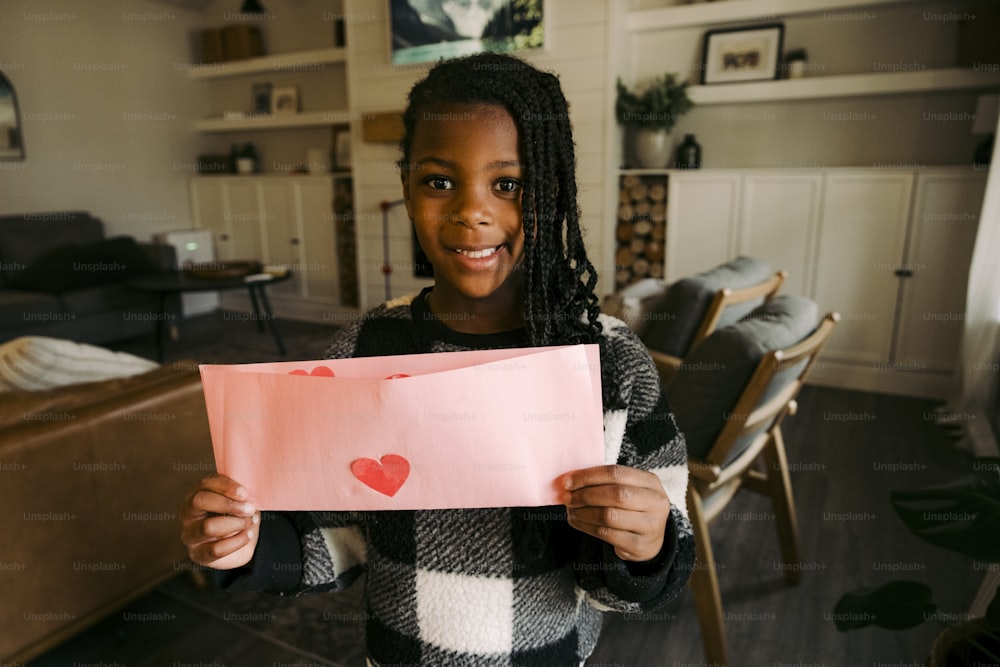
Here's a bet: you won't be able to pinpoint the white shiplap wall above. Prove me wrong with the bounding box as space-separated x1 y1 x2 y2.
343 0 621 310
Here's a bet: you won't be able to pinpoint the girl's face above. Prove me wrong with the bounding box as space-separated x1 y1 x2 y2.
402 103 526 310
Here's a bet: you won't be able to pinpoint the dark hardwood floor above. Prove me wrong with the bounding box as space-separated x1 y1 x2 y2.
25 312 987 666
588 385 982 667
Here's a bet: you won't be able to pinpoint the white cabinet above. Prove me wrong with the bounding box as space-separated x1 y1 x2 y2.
297 177 344 304
665 169 823 297
189 175 357 320
894 171 987 371
661 166 987 398
808 168 986 397
811 170 913 367
739 171 823 297
665 170 741 282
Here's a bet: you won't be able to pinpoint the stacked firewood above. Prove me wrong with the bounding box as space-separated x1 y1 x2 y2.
615 174 667 290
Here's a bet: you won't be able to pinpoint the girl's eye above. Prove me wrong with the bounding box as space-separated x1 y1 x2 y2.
496 178 521 193
426 176 453 190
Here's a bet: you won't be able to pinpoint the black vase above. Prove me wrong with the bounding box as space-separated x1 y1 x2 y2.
675 134 701 169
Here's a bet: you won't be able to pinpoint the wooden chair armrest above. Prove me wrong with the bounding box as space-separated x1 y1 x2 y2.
647 348 682 387
688 457 722 483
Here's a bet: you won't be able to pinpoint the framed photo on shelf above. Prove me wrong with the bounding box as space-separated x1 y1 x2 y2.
700 23 784 85
271 85 299 115
251 83 272 115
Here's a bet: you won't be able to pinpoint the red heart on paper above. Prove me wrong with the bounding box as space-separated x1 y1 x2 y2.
350 454 410 497
288 366 335 377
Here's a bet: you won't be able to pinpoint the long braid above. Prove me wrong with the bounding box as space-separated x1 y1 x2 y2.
399 52 603 347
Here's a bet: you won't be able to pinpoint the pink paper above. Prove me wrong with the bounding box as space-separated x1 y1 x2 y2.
199 345 604 510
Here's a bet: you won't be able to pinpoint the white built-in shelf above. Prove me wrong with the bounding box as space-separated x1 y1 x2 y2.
194 109 351 132
188 47 346 80
687 68 1000 104
627 0 955 32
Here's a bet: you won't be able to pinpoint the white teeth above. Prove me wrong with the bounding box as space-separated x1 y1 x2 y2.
455 245 500 259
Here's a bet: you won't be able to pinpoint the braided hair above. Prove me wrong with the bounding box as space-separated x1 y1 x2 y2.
399 52 602 348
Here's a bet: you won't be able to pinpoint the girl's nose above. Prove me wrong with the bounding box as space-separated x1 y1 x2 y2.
449 186 493 228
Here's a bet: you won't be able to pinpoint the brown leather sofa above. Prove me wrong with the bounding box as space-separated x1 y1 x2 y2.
0 361 215 663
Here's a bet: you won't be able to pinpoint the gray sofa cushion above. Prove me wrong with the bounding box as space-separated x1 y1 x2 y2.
0 290 64 327
11 237 157 294
60 283 158 316
665 294 819 461
640 256 773 357
0 212 104 284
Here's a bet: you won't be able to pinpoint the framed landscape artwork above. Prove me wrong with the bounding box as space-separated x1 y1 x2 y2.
389 0 544 65
0 72 24 160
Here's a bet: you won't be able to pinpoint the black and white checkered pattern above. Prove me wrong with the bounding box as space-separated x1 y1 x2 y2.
238 289 694 666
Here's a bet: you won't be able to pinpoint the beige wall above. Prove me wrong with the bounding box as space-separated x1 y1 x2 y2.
0 0 208 240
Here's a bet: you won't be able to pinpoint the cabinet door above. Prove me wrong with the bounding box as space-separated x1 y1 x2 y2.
666 171 740 281
190 178 231 260
739 171 822 296
223 179 264 262
258 180 300 299
812 171 912 365
894 170 987 371
297 178 339 302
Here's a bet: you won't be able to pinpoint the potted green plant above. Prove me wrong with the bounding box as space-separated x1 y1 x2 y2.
615 73 693 168
832 459 1000 665
231 142 259 174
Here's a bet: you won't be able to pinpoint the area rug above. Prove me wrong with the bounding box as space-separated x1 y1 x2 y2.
109 310 341 365
158 570 368 664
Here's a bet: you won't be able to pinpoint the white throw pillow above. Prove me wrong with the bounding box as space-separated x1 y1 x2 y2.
601 278 668 336
0 336 159 392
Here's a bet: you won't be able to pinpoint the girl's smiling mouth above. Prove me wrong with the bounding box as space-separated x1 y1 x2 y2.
450 243 506 259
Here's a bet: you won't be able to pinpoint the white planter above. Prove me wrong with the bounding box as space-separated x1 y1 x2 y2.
628 126 673 169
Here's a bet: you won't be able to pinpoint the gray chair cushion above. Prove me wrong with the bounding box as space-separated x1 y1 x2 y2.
640 256 773 357
665 294 819 461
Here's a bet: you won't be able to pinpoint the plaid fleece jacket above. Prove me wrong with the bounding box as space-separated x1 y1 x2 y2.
217 289 695 666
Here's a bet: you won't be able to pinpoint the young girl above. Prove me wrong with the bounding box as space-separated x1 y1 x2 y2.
180 52 694 666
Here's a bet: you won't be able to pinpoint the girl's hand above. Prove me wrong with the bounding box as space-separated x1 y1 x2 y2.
560 465 671 562
179 473 260 570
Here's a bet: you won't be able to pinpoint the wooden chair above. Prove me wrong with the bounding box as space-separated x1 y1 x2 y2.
648 269 787 386
678 312 839 666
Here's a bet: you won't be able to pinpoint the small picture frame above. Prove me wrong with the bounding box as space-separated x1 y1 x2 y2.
701 24 785 85
251 82 272 115
271 85 299 115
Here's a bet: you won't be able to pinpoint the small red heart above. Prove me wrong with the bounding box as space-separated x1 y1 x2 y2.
350 454 410 497
385 373 410 379
288 366 335 377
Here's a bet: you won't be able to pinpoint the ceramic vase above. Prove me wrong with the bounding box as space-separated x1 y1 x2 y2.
628 126 673 169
